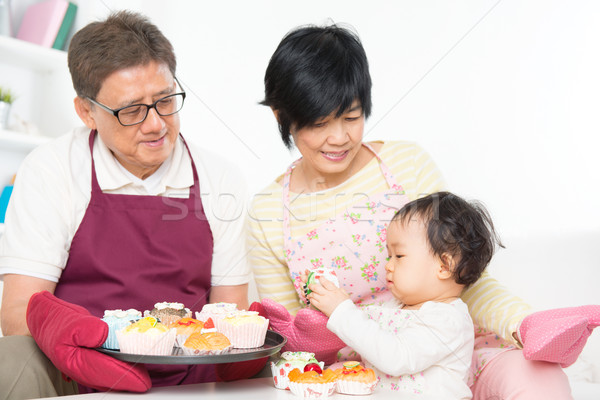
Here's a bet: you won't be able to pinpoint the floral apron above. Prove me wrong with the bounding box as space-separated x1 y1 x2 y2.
282 143 408 358
281 142 515 383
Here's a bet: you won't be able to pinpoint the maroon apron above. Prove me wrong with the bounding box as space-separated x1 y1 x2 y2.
55 130 217 388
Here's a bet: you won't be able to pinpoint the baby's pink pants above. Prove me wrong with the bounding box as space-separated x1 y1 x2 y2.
471 349 572 400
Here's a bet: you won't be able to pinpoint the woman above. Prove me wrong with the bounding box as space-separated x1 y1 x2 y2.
249 24 597 398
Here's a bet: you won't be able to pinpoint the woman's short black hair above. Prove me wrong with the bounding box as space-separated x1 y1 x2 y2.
393 192 504 286
261 24 372 149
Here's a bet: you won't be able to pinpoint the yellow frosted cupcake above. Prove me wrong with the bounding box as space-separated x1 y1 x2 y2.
181 331 232 356
116 316 176 355
334 361 378 395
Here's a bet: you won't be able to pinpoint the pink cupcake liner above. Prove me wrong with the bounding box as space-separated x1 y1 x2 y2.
216 318 269 348
288 381 336 399
116 328 176 356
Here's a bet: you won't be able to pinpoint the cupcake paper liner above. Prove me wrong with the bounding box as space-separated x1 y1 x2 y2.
195 311 230 324
270 361 291 390
102 317 140 350
116 328 176 356
288 381 336 399
336 378 379 395
216 318 268 348
180 344 232 356
101 313 141 350
175 334 191 348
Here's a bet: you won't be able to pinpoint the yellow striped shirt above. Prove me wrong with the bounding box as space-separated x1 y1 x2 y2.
248 141 531 344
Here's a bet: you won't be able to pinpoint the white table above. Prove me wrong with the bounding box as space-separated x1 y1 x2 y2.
43 377 433 400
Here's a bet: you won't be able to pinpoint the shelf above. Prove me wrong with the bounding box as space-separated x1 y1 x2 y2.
0 35 67 73
0 129 50 152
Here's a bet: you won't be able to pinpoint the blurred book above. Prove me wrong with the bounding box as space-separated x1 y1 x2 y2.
52 2 77 50
16 0 77 49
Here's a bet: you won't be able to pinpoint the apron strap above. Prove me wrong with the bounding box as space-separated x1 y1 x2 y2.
281 158 300 253
87 130 201 201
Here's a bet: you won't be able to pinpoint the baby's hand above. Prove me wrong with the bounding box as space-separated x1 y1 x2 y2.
307 277 350 317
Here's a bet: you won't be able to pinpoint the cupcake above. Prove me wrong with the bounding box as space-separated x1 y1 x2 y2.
171 317 205 347
200 318 217 333
271 351 324 390
334 361 378 395
101 309 142 350
195 302 237 323
145 302 191 327
181 331 232 356
215 311 268 348
116 316 176 356
288 367 338 399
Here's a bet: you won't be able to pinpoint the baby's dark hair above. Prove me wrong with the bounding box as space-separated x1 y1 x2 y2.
393 192 503 286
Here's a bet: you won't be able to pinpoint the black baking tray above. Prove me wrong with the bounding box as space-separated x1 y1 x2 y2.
96 330 286 364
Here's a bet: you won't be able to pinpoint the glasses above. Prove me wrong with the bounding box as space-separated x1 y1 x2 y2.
87 89 186 126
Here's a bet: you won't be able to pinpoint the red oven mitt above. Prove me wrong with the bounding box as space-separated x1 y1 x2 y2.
26 291 151 392
256 298 345 365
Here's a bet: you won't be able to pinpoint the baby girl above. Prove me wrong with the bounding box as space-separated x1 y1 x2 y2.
307 191 502 399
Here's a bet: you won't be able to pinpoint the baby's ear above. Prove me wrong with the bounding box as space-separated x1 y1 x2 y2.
437 253 455 280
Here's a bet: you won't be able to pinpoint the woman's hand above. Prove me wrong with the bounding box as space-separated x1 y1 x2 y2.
307 277 350 317
296 269 312 307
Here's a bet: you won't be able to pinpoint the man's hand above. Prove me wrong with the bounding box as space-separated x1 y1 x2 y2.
306 277 350 317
